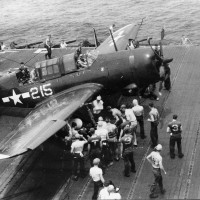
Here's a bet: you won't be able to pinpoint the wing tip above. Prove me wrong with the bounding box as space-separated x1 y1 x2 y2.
0 154 10 159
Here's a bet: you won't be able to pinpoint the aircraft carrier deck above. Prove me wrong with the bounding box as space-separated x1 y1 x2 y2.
0 45 200 199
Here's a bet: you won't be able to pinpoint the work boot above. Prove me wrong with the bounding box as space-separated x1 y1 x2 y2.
149 193 158 198
131 168 136 173
160 188 166 194
178 154 184 158
170 154 175 159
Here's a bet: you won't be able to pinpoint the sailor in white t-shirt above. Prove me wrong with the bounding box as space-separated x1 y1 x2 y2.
90 158 105 200
146 144 166 198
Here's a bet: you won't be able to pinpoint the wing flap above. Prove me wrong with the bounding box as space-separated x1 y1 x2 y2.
0 83 103 158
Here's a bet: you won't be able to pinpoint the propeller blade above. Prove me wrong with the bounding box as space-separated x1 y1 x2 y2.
163 58 173 65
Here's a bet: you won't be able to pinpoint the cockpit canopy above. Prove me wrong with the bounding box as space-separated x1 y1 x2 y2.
34 50 99 81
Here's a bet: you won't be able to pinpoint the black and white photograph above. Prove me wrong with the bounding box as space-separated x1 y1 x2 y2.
0 0 200 199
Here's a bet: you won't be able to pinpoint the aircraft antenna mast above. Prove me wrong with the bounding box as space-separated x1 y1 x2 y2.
109 26 118 52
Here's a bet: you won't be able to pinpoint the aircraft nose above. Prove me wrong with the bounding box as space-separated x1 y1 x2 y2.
131 48 160 87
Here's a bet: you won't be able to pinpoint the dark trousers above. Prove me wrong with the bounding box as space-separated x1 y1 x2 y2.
115 118 123 139
170 136 183 157
109 141 118 160
92 180 103 200
136 116 145 138
164 77 171 90
72 153 85 176
150 122 158 147
45 45 52 59
101 142 111 166
123 151 135 176
150 168 164 194
89 149 101 166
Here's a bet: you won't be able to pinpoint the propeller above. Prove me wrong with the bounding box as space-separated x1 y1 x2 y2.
147 28 173 65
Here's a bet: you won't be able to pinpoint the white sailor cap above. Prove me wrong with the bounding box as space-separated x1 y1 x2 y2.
97 95 101 100
155 144 162 151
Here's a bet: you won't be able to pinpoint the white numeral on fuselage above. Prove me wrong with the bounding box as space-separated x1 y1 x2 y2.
30 83 53 99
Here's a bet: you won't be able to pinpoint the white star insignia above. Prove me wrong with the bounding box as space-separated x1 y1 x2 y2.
9 90 23 105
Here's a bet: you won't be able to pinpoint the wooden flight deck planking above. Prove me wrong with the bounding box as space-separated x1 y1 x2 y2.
0 45 200 199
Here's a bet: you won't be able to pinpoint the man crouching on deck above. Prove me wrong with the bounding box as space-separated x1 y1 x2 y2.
146 144 166 198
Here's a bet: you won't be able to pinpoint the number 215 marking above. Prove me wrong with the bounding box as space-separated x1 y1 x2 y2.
30 83 53 99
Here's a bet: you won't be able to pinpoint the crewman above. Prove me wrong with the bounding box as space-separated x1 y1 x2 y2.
98 181 111 200
70 134 88 180
74 45 82 64
0 41 6 51
68 122 80 143
98 180 120 199
16 62 30 84
167 114 184 159
181 35 192 45
107 185 122 200
120 104 138 147
95 121 110 167
77 54 88 68
60 40 68 48
92 95 104 118
132 99 146 139
146 144 166 198
105 118 117 164
90 158 105 200
147 102 160 148
97 116 107 129
106 106 123 138
163 63 171 91
44 34 53 59
120 127 136 177
88 128 101 166
106 106 123 161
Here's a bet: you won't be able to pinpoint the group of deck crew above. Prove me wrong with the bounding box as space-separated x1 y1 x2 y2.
58 92 184 199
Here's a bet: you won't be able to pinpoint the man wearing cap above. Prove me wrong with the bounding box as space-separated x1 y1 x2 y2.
93 95 104 115
146 144 166 198
167 114 184 159
90 158 105 200
120 127 136 177
107 185 122 200
147 102 160 148
132 99 146 139
71 134 88 180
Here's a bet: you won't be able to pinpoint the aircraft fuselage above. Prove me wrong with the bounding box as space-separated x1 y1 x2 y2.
0 48 160 108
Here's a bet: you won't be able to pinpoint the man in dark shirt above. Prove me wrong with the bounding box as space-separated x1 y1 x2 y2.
167 114 184 159
16 62 30 84
88 128 101 166
120 127 136 177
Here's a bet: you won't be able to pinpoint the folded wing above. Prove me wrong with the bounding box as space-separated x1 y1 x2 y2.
0 83 103 159
96 22 142 54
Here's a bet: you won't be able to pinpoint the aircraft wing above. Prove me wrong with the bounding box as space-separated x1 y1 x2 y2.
0 83 102 159
96 21 143 54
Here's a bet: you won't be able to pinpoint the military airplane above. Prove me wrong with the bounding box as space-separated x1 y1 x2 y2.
0 21 172 159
